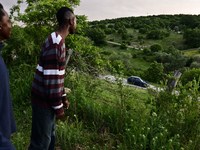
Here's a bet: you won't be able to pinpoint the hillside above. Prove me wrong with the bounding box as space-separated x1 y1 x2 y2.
84 14 200 86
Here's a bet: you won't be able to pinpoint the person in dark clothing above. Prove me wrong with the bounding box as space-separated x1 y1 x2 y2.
0 3 17 150
28 7 76 150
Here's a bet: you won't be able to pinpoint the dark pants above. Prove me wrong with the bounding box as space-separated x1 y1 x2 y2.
0 132 16 150
28 103 55 150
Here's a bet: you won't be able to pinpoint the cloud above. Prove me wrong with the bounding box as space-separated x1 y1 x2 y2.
1 0 26 15
75 0 200 21
2 0 200 22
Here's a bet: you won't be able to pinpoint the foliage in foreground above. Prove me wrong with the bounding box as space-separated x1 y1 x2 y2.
9 65 200 150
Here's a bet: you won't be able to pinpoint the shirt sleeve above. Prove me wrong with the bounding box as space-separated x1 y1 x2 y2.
62 88 68 102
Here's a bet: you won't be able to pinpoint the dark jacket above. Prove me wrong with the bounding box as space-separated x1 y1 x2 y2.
0 43 17 143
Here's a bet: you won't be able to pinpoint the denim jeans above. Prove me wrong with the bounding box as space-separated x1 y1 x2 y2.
28 103 55 150
0 132 16 150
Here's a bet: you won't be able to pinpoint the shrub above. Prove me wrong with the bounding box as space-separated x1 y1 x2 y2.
143 48 151 55
120 43 127 49
145 61 164 83
150 43 163 52
180 68 200 86
190 61 200 69
101 51 112 56
122 34 128 40
112 60 125 73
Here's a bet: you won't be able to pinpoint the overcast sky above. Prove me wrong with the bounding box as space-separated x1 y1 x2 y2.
2 0 200 21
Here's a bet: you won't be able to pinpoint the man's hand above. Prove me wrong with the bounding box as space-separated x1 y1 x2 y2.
56 112 64 120
63 100 69 109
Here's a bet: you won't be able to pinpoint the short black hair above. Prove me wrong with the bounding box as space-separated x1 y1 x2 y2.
56 7 74 26
0 3 5 22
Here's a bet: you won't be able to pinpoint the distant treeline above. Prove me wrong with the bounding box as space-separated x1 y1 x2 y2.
87 14 200 48
90 14 200 30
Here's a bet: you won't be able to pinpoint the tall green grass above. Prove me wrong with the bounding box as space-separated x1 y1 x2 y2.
9 67 200 149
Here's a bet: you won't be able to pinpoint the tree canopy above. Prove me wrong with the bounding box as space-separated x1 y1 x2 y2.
3 0 106 76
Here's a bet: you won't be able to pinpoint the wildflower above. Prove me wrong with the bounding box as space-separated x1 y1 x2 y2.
160 133 163 136
165 129 168 132
180 148 184 150
142 135 145 138
147 127 150 130
155 136 158 139
127 129 130 131
177 134 180 138
131 119 133 122
132 135 135 138
142 128 144 130
140 144 143 147
74 114 76 117
152 112 157 117
189 140 192 143
169 139 172 142
153 138 155 141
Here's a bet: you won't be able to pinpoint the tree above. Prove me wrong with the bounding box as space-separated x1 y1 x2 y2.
104 28 113 35
120 43 127 49
153 47 188 73
150 43 163 52
145 61 164 83
146 29 170 39
86 28 107 46
190 61 200 69
173 26 179 32
183 28 200 48
143 48 151 55
111 60 125 74
5 0 106 75
122 34 128 40
117 26 127 35
165 45 176 54
146 30 163 39
180 68 200 86
108 24 114 28
10 0 81 26
139 28 148 34
98 24 106 29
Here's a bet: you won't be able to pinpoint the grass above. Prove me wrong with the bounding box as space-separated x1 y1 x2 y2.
183 48 200 56
9 66 200 150
130 58 150 71
9 67 151 149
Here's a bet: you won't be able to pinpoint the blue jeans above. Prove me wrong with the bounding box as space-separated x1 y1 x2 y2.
28 103 55 150
0 132 16 150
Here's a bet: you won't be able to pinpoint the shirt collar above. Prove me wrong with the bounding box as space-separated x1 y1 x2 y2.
0 43 5 52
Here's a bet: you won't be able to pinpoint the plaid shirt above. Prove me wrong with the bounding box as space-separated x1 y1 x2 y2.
31 32 67 115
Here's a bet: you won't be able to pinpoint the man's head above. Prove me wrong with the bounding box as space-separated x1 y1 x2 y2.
56 7 76 34
0 3 11 41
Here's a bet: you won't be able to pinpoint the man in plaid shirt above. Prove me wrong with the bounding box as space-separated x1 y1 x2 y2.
29 7 76 150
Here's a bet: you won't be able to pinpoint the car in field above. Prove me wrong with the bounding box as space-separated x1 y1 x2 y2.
127 76 149 87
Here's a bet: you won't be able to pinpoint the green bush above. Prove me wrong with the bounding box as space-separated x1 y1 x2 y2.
190 61 200 69
120 43 127 49
150 43 163 52
180 68 200 86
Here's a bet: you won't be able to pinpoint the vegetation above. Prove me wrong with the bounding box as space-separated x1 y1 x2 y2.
2 0 200 149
